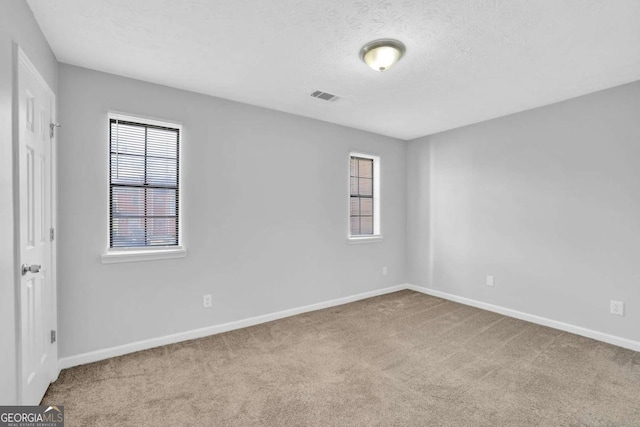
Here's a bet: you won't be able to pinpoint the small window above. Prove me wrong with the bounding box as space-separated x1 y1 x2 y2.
109 115 180 249
349 153 380 240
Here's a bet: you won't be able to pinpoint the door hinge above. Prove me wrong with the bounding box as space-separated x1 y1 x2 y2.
50 228 55 241
51 330 56 344
49 122 61 138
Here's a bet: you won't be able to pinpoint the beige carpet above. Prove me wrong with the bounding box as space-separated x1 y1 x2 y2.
43 290 640 426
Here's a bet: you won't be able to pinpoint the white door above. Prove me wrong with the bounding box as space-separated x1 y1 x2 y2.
18 49 57 405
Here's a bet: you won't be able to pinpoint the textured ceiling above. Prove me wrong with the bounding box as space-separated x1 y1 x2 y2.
28 0 640 140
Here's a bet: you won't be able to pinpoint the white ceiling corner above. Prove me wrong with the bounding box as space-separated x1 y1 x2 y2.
27 0 640 140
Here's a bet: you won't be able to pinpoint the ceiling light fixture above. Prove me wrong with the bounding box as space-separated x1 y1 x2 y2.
360 39 406 72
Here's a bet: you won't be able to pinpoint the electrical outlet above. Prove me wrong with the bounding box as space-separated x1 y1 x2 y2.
610 300 624 316
203 294 212 308
486 275 494 287
382 266 388 276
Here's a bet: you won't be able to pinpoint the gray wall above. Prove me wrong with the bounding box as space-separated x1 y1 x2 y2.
0 0 58 405
57 64 406 359
407 81 640 342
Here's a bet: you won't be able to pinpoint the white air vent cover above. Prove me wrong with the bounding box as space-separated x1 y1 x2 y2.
310 90 339 102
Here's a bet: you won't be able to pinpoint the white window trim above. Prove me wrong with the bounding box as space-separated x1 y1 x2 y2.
347 236 383 244
101 112 185 264
347 151 382 244
101 247 186 264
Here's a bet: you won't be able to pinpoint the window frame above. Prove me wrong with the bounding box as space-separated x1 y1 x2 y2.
101 112 186 264
348 152 382 244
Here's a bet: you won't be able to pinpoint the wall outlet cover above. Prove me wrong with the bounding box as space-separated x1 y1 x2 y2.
486 275 494 287
610 300 624 316
203 294 212 308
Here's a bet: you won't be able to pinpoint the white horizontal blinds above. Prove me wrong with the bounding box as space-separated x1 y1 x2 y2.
109 119 180 248
350 156 374 235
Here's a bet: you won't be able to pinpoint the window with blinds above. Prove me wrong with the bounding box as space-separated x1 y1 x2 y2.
350 155 375 235
109 117 180 248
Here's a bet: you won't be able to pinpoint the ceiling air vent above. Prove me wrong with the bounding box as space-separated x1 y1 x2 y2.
310 90 339 102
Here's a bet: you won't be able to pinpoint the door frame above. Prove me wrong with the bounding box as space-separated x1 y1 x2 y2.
13 45 58 404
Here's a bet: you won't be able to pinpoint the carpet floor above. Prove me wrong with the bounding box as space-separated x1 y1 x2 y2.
43 290 640 426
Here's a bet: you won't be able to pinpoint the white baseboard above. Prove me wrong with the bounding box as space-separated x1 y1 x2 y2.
406 284 640 353
57 282 639 373
57 284 406 371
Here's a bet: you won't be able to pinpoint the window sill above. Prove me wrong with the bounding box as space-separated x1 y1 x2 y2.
347 236 383 245
101 247 187 264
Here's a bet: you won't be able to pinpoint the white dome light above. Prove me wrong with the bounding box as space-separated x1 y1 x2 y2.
360 39 406 72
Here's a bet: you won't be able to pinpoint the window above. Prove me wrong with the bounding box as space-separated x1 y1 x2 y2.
349 153 381 242
105 114 183 260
